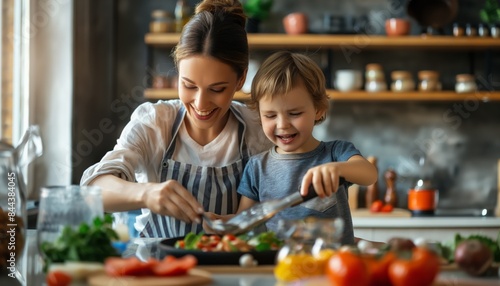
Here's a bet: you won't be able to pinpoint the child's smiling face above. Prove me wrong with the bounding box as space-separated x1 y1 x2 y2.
258 78 324 154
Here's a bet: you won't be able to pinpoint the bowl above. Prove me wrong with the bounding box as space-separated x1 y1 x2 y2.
385 18 411 36
158 236 278 265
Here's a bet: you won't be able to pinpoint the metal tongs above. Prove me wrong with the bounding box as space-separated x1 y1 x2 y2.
203 181 344 235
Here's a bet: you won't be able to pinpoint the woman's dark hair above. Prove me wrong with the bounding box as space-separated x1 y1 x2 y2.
173 0 248 79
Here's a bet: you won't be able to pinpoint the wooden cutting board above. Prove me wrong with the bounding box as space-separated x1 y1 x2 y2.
351 208 412 217
87 269 212 286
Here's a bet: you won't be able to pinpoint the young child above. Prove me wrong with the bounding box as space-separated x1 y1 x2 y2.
234 51 378 245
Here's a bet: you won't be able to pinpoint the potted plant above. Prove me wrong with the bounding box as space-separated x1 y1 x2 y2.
242 0 273 33
480 0 500 25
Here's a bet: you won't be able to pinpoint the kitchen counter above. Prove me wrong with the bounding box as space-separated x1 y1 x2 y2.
2 230 500 285
353 216 500 228
353 216 500 243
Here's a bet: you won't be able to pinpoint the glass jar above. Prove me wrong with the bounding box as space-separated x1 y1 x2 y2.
391 71 415 92
274 217 343 283
490 24 500 38
455 74 477 93
365 63 387 92
465 23 477 37
150 10 174 33
452 23 464 37
0 126 42 285
418 70 441 92
478 23 489 37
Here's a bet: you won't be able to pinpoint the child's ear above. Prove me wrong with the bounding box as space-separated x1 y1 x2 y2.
236 69 248 91
315 108 327 121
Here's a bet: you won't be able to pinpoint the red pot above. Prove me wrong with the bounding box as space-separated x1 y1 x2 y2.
283 13 308 35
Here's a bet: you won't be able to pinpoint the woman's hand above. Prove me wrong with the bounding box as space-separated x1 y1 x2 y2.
142 180 204 224
201 212 235 234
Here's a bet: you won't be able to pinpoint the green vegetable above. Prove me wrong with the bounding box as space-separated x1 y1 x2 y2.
40 214 119 272
183 232 204 250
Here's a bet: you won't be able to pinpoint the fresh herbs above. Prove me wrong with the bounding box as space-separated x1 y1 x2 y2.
40 214 119 271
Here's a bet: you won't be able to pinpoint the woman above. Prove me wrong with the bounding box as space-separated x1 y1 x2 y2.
80 0 271 238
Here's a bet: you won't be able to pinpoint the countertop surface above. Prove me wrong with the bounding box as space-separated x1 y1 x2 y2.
3 229 500 286
353 216 500 228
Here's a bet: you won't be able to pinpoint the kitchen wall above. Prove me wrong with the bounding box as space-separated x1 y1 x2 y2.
73 0 499 211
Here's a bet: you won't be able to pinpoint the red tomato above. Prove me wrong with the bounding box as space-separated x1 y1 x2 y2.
370 200 384 212
46 270 72 286
153 255 198 276
326 251 370 286
104 257 157 276
365 252 397 286
381 204 394 213
388 247 440 286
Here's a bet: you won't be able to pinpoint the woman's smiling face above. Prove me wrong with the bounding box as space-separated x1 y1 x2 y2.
178 55 245 143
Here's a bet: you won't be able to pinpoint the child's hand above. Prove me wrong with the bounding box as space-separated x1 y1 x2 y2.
201 212 235 234
300 163 342 198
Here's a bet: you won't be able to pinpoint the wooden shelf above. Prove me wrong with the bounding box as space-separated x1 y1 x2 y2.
145 33 500 50
144 89 500 102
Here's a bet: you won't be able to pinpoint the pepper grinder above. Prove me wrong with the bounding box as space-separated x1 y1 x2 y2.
384 168 397 206
365 156 379 207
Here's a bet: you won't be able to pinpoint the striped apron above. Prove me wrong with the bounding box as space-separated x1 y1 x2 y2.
142 105 250 238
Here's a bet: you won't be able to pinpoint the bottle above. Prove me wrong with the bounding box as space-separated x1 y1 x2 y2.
384 169 397 207
365 156 379 207
175 0 191 33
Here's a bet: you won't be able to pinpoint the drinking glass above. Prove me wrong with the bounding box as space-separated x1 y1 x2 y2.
36 185 103 257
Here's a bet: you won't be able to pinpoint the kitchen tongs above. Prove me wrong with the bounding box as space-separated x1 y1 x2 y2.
205 179 345 235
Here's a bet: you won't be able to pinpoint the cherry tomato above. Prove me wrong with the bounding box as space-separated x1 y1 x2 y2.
370 200 384 212
326 251 369 286
381 204 394 213
46 270 72 286
388 247 440 286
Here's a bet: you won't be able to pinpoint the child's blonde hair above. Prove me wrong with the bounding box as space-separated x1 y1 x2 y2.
248 51 329 124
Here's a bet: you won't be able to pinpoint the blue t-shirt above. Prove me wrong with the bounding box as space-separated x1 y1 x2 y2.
237 140 360 245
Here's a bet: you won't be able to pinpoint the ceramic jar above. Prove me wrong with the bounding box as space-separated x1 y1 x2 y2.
335 69 363 91
385 18 411 36
391 71 415 92
365 63 387 92
149 10 174 33
283 13 308 35
418 70 442 92
455 74 477 93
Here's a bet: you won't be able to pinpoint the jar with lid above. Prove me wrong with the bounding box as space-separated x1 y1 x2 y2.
407 156 438 217
149 10 174 33
465 23 477 36
418 70 442 92
452 23 464 37
175 0 192 33
491 24 500 38
455 74 477 93
365 63 387 92
391 71 415 92
274 217 343 283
